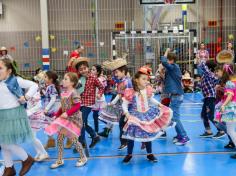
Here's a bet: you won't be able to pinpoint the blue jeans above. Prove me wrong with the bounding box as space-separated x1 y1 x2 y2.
170 95 187 138
79 106 96 144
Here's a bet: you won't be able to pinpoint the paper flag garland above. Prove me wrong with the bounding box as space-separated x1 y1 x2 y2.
228 34 234 40
100 52 108 58
35 36 41 42
85 41 93 47
217 37 222 43
37 60 43 65
23 42 29 48
99 42 104 47
50 35 55 40
24 63 30 68
73 40 80 46
51 47 57 53
63 39 69 44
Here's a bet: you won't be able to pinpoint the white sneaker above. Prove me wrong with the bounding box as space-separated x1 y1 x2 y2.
50 160 64 169
76 158 88 167
35 153 49 162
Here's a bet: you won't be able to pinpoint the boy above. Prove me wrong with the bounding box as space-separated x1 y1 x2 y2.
161 48 189 145
73 57 104 149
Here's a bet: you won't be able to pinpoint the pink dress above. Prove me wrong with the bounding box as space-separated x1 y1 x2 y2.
45 90 83 137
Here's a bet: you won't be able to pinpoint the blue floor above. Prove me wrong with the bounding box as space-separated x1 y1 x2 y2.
1 93 235 176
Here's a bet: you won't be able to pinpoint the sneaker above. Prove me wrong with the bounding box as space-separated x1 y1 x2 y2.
147 154 158 162
35 153 49 162
230 154 236 159
175 137 190 146
123 155 132 163
172 135 181 143
212 132 226 139
199 132 213 138
118 144 127 150
159 132 167 139
224 142 235 149
89 136 100 148
76 157 88 167
50 160 64 169
98 128 111 138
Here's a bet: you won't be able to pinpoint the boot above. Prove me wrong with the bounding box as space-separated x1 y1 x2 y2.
98 128 111 138
3 166 16 176
44 137 56 149
65 138 73 149
19 155 34 176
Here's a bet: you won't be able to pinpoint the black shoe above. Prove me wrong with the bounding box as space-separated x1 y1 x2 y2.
118 144 127 150
159 132 167 139
200 132 213 138
230 154 236 159
212 132 226 139
147 154 158 162
89 136 100 148
98 128 111 138
224 142 235 149
123 155 132 163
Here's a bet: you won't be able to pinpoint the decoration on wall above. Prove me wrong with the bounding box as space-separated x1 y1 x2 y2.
35 36 41 42
37 60 43 65
115 21 125 31
73 40 80 46
23 41 29 48
100 52 108 59
63 50 69 56
63 38 69 44
24 63 30 68
228 34 234 40
217 37 222 43
204 38 210 44
50 35 55 40
87 53 95 58
99 42 104 47
10 46 16 51
216 46 221 52
51 47 57 53
85 41 93 47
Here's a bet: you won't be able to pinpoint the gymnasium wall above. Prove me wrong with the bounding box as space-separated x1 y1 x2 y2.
0 0 235 73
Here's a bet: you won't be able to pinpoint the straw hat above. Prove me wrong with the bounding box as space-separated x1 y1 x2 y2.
182 72 192 80
138 66 152 76
0 46 7 51
71 57 89 69
103 58 127 71
216 50 234 64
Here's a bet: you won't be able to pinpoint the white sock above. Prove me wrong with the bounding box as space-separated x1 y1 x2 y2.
7 144 28 161
32 131 47 155
1 145 14 167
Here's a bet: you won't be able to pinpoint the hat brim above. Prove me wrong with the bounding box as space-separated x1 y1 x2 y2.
216 50 234 64
72 57 89 69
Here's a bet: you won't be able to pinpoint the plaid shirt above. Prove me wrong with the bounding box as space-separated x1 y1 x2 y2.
81 73 104 107
199 61 218 98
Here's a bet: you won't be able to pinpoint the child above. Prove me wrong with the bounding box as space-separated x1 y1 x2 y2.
182 71 194 93
122 66 173 163
215 64 235 148
197 59 225 138
45 72 87 168
0 59 36 176
73 57 104 148
91 64 107 133
100 58 133 150
42 71 61 149
214 64 236 159
161 48 189 145
26 91 49 161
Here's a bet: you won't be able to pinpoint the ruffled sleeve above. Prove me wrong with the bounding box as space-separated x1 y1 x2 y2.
225 81 235 96
123 88 135 102
146 85 154 98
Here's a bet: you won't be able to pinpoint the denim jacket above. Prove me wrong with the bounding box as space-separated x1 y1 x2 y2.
5 75 24 98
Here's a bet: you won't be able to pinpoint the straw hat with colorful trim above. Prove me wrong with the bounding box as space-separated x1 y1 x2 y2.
216 49 234 64
71 57 89 69
0 46 7 51
103 58 127 71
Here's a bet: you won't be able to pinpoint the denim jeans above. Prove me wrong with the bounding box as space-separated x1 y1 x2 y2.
170 95 187 138
127 140 152 155
79 106 96 144
93 110 99 133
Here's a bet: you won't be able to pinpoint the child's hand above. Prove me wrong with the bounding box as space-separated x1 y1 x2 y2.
96 94 102 100
44 109 48 115
18 96 26 104
60 112 68 119
220 105 225 112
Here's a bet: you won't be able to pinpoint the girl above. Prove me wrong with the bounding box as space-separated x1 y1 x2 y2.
91 64 107 133
0 59 36 176
121 66 173 163
45 72 87 168
42 71 61 149
26 90 49 161
215 64 236 158
215 64 235 149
